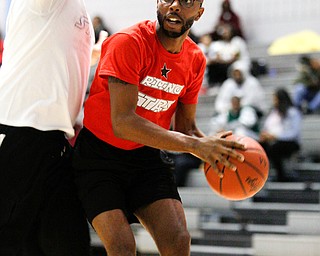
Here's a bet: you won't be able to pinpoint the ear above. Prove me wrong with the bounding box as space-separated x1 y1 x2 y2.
194 8 204 21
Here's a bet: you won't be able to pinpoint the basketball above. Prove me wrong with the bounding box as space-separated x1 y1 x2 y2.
204 134 269 201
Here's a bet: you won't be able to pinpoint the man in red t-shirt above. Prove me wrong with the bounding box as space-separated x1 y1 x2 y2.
73 0 245 255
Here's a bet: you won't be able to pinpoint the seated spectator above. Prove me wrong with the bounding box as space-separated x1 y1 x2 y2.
293 55 320 114
198 33 214 90
213 0 245 40
214 62 267 116
170 153 202 187
89 30 109 89
259 88 302 182
210 95 260 140
92 16 112 43
206 23 250 89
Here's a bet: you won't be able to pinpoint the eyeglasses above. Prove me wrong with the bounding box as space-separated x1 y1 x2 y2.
160 0 203 8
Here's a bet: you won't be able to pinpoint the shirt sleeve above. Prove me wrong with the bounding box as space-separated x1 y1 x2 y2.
180 54 206 105
98 33 142 86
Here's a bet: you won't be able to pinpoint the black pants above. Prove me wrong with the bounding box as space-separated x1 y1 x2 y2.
0 124 90 256
261 140 300 182
207 63 232 86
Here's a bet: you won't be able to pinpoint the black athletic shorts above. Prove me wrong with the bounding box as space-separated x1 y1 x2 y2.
72 127 181 224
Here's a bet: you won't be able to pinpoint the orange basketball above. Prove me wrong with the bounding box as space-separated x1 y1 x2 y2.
204 134 269 201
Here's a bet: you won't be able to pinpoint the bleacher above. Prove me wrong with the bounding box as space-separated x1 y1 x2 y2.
90 46 320 256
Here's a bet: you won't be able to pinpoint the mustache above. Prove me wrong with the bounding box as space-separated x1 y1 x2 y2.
157 11 195 38
166 12 183 21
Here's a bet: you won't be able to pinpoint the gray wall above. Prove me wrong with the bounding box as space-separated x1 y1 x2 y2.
1 0 320 44
84 0 320 44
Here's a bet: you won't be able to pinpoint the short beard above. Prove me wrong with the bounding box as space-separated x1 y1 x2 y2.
157 11 195 38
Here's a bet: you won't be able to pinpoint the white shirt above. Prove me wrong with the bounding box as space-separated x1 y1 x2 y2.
209 105 259 140
208 36 251 68
262 107 302 142
0 0 94 138
215 74 267 115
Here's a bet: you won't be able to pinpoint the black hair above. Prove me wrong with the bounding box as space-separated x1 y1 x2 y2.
275 88 293 117
299 55 311 65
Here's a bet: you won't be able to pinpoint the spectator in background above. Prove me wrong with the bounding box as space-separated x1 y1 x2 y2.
206 23 250 91
171 153 202 187
198 33 213 91
259 88 302 182
212 0 245 40
293 55 320 114
214 61 267 116
88 30 109 94
92 15 112 43
188 29 200 44
210 95 260 140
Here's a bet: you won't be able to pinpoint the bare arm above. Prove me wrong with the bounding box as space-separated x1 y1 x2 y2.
108 77 245 177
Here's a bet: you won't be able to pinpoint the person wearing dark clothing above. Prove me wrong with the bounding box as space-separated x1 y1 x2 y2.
172 153 202 187
217 0 244 39
293 55 320 114
92 16 112 43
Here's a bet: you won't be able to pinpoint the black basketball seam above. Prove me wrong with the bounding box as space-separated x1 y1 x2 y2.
204 164 211 175
235 170 248 197
210 136 267 199
204 160 219 175
232 134 247 197
243 159 267 179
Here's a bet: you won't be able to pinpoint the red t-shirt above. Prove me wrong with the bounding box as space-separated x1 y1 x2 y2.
84 20 206 150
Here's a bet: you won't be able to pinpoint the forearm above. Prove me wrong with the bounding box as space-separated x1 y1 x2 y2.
112 112 199 153
108 77 245 177
112 112 246 179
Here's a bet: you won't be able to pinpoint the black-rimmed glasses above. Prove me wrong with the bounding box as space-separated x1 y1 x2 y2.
160 0 203 8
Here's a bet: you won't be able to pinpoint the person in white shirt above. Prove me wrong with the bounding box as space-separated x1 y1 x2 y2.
206 23 250 88
214 61 267 116
210 95 260 140
259 88 302 182
0 0 93 255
